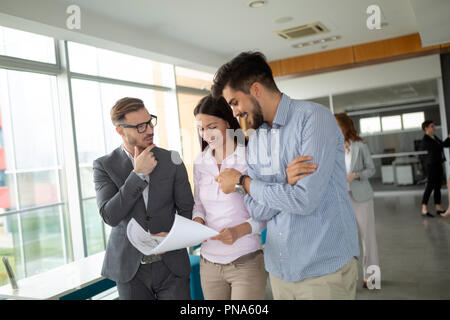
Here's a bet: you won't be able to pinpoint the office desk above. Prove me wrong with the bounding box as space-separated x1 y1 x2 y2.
0 252 114 300
392 158 419 186
0 251 202 300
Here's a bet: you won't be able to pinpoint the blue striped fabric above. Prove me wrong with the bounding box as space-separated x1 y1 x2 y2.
243 93 359 282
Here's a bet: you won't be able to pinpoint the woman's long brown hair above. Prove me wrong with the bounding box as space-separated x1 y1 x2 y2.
334 113 363 143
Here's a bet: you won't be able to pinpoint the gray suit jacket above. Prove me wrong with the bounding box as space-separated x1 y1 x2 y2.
93 146 194 283
349 141 376 203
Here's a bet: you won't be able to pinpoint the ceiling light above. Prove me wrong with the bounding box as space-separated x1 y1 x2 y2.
248 0 266 8
274 16 293 23
291 43 305 48
291 35 341 49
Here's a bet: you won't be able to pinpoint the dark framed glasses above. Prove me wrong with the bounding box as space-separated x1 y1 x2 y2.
117 115 157 133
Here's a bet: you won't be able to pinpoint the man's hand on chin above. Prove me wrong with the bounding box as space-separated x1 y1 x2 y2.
215 168 242 194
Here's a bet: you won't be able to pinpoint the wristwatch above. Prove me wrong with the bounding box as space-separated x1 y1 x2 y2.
235 175 249 195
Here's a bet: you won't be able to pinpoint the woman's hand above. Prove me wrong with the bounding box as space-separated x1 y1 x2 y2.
347 172 358 183
193 217 205 225
285 155 317 186
210 222 252 245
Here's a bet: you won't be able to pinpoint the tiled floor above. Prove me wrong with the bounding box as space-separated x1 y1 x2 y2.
356 194 450 300
263 194 450 300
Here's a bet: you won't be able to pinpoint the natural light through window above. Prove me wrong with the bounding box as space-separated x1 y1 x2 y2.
402 112 425 129
0 26 55 63
360 117 381 134
381 115 402 132
67 41 174 87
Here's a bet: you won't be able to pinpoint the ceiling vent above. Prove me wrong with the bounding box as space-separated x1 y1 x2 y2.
275 22 329 40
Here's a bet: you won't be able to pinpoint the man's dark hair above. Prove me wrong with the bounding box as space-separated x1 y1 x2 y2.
111 97 145 125
422 120 434 131
211 51 279 98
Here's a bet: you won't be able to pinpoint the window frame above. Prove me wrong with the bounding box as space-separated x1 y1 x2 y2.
0 32 187 282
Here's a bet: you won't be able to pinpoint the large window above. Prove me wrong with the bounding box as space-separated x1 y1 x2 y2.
69 43 181 255
68 42 175 88
360 111 426 134
402 112 425 129
0 26 56 64
360 117 382 134
0 26 189 286
0 68 71 284
175 67 213 188
381 115 402 132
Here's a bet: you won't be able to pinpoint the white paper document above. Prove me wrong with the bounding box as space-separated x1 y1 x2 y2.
126 215 219 255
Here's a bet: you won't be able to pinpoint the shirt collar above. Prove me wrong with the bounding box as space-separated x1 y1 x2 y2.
272 93 291 127
203 143 246 162
121 145 133 162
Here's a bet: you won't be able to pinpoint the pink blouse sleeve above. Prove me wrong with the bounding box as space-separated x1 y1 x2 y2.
192 162 207 221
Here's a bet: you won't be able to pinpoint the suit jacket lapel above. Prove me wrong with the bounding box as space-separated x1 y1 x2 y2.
146 147 163 214
115 147 134 183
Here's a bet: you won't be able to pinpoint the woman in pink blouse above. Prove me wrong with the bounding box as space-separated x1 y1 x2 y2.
192 94 267 300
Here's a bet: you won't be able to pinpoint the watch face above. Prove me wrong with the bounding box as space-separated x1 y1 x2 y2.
235 184 245 195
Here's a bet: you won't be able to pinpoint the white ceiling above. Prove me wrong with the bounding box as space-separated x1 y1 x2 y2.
0 0 446 71
409 0 450 46
55 0 419 62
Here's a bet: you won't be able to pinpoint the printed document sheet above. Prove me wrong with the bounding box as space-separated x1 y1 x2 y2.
127 215 219 255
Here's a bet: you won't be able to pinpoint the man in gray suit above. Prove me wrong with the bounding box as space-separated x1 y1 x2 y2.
93 97 194 300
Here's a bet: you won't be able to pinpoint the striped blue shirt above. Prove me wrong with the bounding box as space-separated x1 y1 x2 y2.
244 93 359 282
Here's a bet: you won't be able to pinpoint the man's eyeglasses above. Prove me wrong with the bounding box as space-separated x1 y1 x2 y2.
117 115 157 133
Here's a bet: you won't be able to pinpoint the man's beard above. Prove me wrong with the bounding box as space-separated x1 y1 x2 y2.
127 134 154 150
248 96 264 129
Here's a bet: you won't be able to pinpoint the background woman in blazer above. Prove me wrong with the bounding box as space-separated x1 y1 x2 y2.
335 113 380 289
420 120 450 218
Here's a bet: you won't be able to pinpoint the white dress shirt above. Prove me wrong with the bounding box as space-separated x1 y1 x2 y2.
122 145 150 209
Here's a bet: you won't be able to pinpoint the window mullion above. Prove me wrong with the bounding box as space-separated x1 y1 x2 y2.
56 40 86 260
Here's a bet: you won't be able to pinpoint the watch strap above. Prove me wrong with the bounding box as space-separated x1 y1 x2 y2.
238 174 249 186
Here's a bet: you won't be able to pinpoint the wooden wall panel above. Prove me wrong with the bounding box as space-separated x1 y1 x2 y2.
268 60 282 77
280 54 316 75
270 33 447 78
312 47 354 69
353 34 438 62
279 47 354 76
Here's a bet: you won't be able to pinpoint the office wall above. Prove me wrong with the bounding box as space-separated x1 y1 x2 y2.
276 55 442 100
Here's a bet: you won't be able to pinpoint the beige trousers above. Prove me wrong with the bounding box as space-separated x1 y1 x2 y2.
199 251 267 300
349 193 380 279
270 258 358 300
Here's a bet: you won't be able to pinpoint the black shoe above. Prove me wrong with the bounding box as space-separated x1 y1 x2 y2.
422 212 434 218
436 210 446 216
